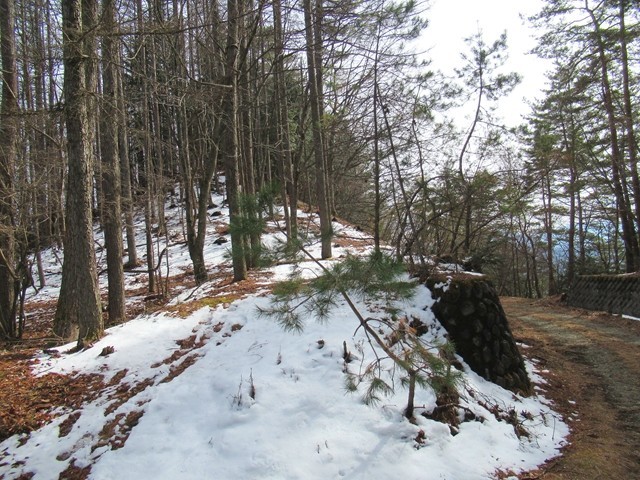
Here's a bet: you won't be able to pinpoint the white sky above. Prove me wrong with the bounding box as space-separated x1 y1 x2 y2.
422 0 552 126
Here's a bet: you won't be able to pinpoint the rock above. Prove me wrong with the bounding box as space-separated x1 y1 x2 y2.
492 339 501 356
472 319 483 334
422 273 532 395
460 301 475 317
482 346 492 363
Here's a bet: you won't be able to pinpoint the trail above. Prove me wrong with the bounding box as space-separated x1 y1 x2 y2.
502 297 640 479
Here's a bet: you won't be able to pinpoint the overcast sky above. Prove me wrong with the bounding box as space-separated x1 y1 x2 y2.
421 0 552 126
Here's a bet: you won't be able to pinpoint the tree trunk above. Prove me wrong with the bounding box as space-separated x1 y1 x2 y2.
273 0 297 245
304 0 332 259
82 0 100 221
100 0 126 324
135 0 157 293
567 156 577 286
54 0 103 348
225 0 247 281
587 5 640 272
372 33 381 254
0 0 18 339
238 0 259 268
541 171 556 295
173 1 224 285
117 53 138 268
149 38 167 237
618 2 640 245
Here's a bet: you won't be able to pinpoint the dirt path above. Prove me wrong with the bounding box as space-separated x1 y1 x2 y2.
501 297 640 479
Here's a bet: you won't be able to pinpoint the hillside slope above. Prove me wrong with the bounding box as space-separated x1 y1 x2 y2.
0 197 568 479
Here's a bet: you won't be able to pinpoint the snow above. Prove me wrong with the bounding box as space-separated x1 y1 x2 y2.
0 194 569 479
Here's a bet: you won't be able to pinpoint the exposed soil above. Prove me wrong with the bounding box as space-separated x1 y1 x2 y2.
502 296 640 480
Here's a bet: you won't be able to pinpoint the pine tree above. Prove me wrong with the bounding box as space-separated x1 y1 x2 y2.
260 250 460 420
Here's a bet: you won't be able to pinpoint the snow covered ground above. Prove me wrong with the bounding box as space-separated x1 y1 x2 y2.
0 194 568 479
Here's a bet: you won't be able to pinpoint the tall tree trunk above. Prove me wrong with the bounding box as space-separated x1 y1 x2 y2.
587 4 640 272
273 0 297 245
303 0 332 259
150 38 167 237
372 32 381 254
567 156 577 285
173 0 223 285
0 0 18 339
24 0 47 289
100 0 126 324
82 0 99 218
618 1 640 245
541 171 556 295
225 0 247 281
238 0 259 268
116 56 138 268
54 0 103 348
136 0 156 293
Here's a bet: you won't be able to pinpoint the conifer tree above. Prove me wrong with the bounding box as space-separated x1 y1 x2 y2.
261 251 460 419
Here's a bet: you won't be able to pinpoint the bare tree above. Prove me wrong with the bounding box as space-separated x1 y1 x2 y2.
53 0 103 347
304 0 332 259
0 0 18 338
225 0 247 281
273 0 297 245
100 0 126 324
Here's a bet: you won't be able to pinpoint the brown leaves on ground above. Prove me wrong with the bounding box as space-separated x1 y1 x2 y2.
57 459 91 480
0 354 104 442
0 266 273 446
94 410 145 452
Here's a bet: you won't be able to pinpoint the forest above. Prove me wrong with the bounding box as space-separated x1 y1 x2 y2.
1 0 639 344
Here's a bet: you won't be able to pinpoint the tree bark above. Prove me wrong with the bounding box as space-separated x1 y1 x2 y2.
100 0 126 324
135 0 157 293
541 170 556 295
238 0 259 268
0 0 18 338
273 0 297 245
54 0 103 348
586 4 640 272
116 55 138 268
618 1 640 246
225 0 247 281
303 0 332 259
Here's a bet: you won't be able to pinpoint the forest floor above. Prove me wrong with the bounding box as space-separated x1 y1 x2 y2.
1 287 637 478
502 296 640 480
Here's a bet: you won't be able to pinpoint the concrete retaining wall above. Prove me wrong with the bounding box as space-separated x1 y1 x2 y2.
567 274 640 318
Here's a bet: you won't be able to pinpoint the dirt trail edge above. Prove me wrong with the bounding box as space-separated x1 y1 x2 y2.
501 297 640 480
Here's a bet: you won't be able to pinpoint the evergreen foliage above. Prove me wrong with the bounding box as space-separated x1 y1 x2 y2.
260 251 461 420
227 182 282 269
